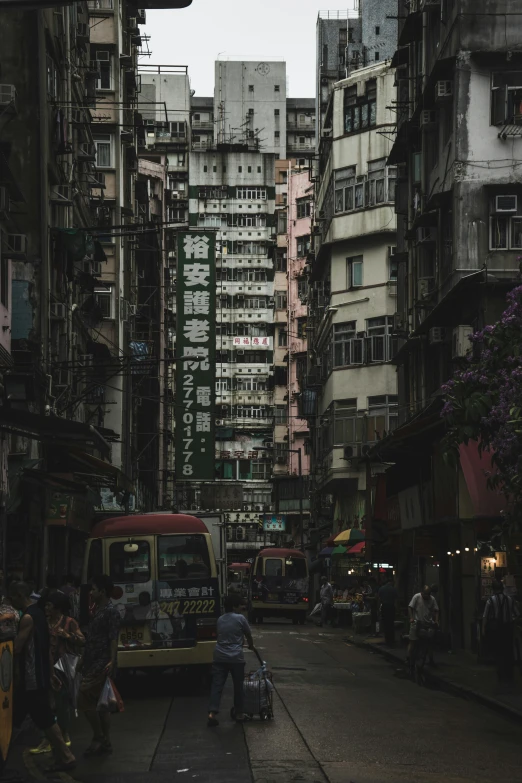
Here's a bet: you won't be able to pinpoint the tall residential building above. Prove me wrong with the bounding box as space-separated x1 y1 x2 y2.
372 0 522 651
213 60 287 155
0 0 141 580
307 60 397 549
316 5 397 141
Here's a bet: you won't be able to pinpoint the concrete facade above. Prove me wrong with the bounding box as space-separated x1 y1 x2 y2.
307 60 397 532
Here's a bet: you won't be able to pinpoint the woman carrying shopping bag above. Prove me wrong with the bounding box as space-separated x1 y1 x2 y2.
30 592 84 755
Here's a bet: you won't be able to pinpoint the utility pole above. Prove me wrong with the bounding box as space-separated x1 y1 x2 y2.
297 447 304 552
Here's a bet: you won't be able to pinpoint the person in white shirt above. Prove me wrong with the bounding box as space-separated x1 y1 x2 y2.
407 585 439 661
319 577 334 627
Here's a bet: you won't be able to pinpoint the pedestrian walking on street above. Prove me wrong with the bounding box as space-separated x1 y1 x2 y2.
208 594 254 727
407 586 439 663
30 591 85 755
319 576 334 627
78 575 120 756
378 577 398 646
9 581 76 773
482 580 520 687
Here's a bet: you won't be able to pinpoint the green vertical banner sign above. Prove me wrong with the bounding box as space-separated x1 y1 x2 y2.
175 232 216 481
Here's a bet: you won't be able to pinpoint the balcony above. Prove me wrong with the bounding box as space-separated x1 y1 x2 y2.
192 139 214 151
286 119 315 130
287 142 315 153
192 120 214 131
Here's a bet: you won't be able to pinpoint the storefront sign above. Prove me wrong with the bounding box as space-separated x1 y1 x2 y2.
175 232 216 481
263 514 286 532
200 484 243 510
231 336 272 349
46 492 70 526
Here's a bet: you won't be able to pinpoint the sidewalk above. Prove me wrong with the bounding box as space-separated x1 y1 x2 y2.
344 628 522 722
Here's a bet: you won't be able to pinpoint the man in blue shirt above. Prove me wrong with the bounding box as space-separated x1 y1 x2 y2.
208 594 253 726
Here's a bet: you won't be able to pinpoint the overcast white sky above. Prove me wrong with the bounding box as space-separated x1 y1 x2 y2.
142 1 350 98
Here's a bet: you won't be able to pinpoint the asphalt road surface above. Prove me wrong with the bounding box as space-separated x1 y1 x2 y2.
25 622 522 783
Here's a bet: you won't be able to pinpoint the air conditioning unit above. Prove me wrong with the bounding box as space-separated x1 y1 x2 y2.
145 118 155 127
420 110 437 127
216 419 225 426
361 444 372 457
51 302 67 320
276 456 286 464
6 234 27 256
236 526 245 541
435 80 453 100
452 325 473 359
263 441 274 448
428 327 446 344
0 84 16 107
96 50 110 62
0 187 10 213
343 444 361 460
495 195 517 213
254 504 264 512
418 278 435 298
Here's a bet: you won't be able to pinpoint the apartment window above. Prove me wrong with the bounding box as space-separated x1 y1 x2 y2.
93 134 112 168
296 235 310 257
193 113 200 121
366 316 393 362
333 322 360 366
96 206 114 244
388 246 398 280
297 278 308 302
94 286 114 318
169 206 186 223
278 329 287 347
489 195 522 249
168 178 186 192
170 122 186 138
274 85 280 92
334 166 355 213
491 72 522 125
296 317 307 339
281 171 288 183
236 406 268 419
252 461 272 480
275 251 287 272
176 153 186 168
274 405 287 424
249 85 254 92
216 378 230 393
244 296 267 309
347 255 363 288
88 0 114 7
257 166 261 173
296 198 311 219
277 211 287 234
375 51 380 61
275 131 280 138
236 377 267 391
333 400 358 444
375 25 380 35
92 50 112 90
344 79 377 133
367 395 398 440
238 166 242 173
46 55 60 100
275 290 287 310
274 109 280 116
237 187 266 200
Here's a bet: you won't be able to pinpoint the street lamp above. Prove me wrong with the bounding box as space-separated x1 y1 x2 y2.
263 445 304 552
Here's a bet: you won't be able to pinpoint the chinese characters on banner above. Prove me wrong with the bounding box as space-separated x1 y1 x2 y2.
263 514 286 532
175 233 216 480
232 336 272 349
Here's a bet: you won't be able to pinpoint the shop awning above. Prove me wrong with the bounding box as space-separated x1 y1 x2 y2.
0 408 115 454
319 546 334 557
346 542 365 555
459 441 504 518
66 448 134 493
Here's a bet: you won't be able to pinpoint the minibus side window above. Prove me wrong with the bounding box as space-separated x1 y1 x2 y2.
87 539 103 581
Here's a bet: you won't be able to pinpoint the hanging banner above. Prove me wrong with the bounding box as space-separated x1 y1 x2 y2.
175 233 216 480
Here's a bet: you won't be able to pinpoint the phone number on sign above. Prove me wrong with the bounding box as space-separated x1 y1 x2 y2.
159 599 216 615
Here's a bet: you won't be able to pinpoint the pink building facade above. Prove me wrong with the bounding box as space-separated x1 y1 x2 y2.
287 169 312 480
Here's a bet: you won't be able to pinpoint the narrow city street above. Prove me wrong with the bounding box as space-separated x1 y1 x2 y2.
20 622 521 783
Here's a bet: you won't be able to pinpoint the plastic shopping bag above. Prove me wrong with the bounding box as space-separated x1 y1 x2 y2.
309 602 321 618
97 677 125 714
